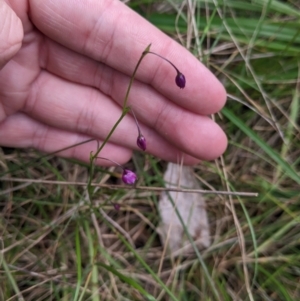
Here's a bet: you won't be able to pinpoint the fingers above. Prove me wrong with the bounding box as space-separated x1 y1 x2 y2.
43 37 228 160
0 0 227 165
29 0 226 114
0 112 133 165
0 0 23 69
23 70 225 161
0 112 199 165
41 38 220 116
37 40 227 160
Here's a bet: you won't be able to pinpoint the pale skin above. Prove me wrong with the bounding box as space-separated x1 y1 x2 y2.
0 0 227 166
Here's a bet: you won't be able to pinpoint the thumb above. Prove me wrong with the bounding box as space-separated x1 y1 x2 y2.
0 0 23 70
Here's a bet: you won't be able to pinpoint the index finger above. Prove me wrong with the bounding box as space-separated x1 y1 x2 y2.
29 0 226 115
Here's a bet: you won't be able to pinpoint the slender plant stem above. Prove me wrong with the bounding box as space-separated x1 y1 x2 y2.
91 43 151 161
148 51 180 74
0 178 259 197
87 44 152 198
123 44 152 110
87 109 128 196
131 108 142 136
95 157 124 169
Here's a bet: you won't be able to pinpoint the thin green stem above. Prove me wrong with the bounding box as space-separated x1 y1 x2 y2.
87 109 128 197
91 43 151 160
87 44 152 198
123 44 152 110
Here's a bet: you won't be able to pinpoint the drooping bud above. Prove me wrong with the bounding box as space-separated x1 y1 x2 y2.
147 51 186 89
122 169 137 185
131 108 147 151
175 72 186 89
137 134 146 151
96 156 138 185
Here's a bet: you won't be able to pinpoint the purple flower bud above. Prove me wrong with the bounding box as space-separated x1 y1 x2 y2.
131 108 147 151
122 169 137 185
147 51 185 89
175 72 186 89
113 203 121 211
96 157 138 185
137 134 146 151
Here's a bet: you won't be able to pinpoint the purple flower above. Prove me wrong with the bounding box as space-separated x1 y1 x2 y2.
122 169 137 185
175 72 186 89
113 203 121 211
137 134 146 151
96 156 138 185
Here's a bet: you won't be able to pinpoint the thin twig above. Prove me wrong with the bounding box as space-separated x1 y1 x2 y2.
1 178 258 197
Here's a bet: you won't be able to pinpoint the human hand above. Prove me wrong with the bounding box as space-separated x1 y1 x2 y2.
0 0 227 166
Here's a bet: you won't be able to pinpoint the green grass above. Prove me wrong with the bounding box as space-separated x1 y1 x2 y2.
1 0 300 300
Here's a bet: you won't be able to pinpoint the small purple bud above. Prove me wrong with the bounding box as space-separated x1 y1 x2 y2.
122 169 137 185
137 134 146 151
96 157 138 185
175 72 186 89
131 108 147 151
113 203 121 211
